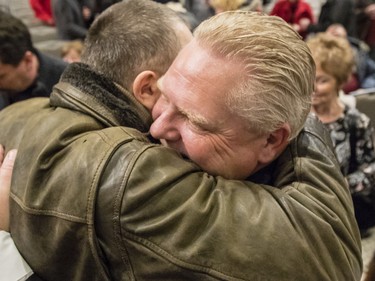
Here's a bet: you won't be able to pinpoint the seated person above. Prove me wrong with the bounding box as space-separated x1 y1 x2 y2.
209 0 262 13
61 40 84 63
326 23 375 92
183 0 214 24
93 0 121 14
270 0 315 38
159 0 199 31
354 0 375 61
306 0 355 36
307 32 375 235
51 0 89 40
208 0 246 13
0 11 67 110
29 0 54 26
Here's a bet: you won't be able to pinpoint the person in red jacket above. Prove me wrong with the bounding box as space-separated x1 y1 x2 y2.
29 0 54 26
270 0 314 38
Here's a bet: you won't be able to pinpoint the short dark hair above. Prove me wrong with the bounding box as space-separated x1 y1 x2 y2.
81 0 186 88
0 10 33 66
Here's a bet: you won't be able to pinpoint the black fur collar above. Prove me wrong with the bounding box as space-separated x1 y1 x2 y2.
50 62 151 133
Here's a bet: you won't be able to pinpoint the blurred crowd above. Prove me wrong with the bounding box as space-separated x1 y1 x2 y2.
22 0 375 78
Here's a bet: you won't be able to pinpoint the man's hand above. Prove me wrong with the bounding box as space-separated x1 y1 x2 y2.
0 146 17 232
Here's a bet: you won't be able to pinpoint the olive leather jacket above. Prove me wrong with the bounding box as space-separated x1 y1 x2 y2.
0 63 362 281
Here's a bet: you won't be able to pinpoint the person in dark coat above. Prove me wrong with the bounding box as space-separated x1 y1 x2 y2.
354 0 375 60
0 10 67 110
306 0 356 37
51 0 89 40
29 0 54 26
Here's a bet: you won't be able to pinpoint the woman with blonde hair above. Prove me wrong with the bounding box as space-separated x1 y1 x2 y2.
307 32 375 237
208 0 262 14
61 40 84 63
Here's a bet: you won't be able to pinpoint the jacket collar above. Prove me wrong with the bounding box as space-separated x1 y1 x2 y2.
50 62 152 133
248 114 329 185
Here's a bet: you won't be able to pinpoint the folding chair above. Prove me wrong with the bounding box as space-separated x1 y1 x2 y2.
352 88 375 127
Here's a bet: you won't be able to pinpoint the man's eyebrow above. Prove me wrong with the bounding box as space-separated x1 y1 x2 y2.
158 75 215 131
177 105 212 129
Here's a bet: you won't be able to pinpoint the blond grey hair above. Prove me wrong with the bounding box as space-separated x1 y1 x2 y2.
81 0 186 89
194 11 315 140
306 32 354 87
209 0 246 12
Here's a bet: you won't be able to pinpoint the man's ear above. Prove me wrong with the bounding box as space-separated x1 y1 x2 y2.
258 123 291 165
132 70 161 112
22 51 34 68
21 51 39 83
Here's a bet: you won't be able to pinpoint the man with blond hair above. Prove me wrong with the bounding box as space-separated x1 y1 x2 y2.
0 6 362 281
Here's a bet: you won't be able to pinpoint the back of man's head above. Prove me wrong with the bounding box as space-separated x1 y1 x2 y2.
81 0 189 89
0 11 33 66
194 11 315 140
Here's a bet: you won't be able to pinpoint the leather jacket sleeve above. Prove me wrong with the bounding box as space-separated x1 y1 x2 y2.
96 116 362 281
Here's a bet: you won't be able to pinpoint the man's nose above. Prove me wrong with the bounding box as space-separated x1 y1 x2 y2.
150 112 181 142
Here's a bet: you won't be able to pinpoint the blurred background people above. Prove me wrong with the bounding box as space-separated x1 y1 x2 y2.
307 32 375 237
326 23 375 93
92 0 120 14
304 0 325 20
208 0 262 13
0 10 67 110
61 40 84 63
208 0 246 13
354 0 375 60
51 0 91 40
183 0 213 24
306 0 355 37
270 0 315 38
246 0 263 11
154 0 199 30
29 0 54 26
